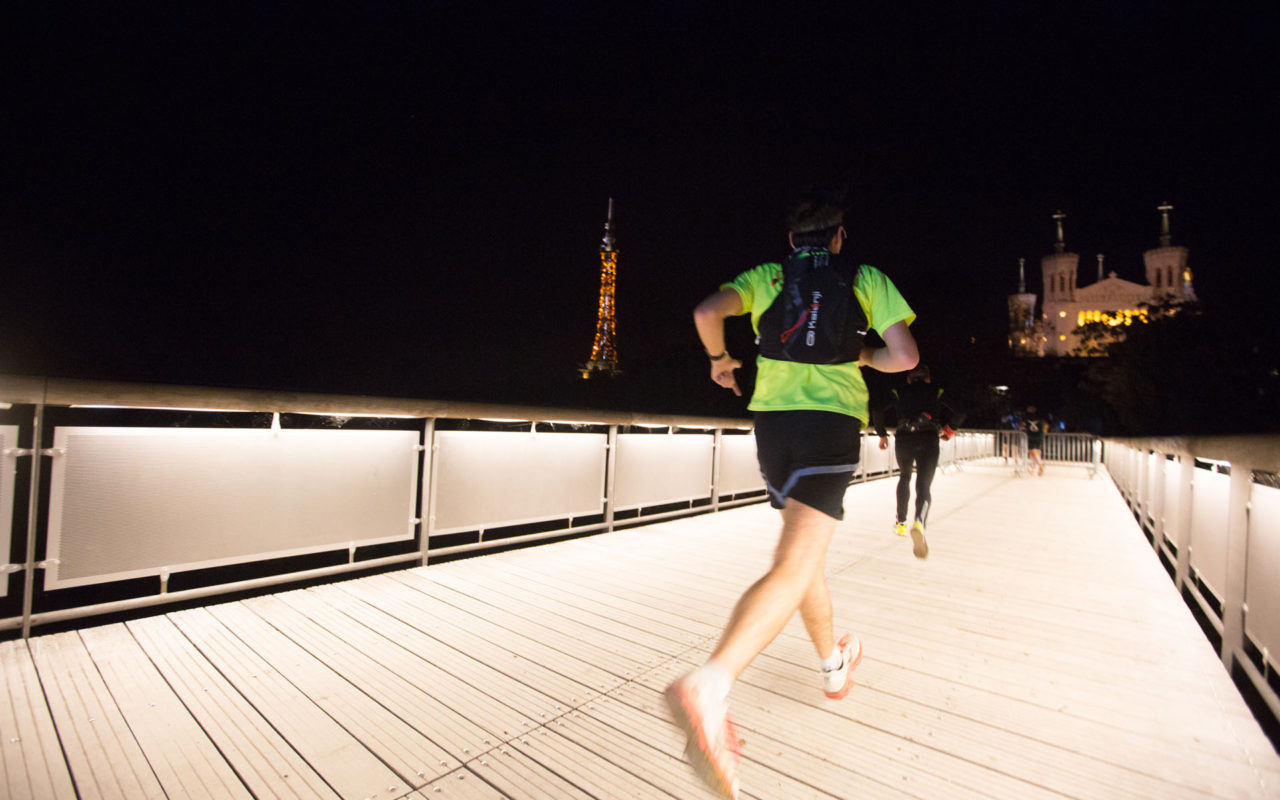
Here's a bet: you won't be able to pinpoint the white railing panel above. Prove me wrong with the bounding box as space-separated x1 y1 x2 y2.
1189 466 1232 601
863 434 894 474
46 427 419 589
1147 452 1163 524
431 430 606 534
1 425 16 597
615 433 713 511
977 432 996 459
938 437 955 464
1246 483 1280 657
718 434 763 495
1164 461 1181 529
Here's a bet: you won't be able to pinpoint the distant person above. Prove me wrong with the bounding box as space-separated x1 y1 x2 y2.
1000 409 1024 464
872 364 965 558
669 188 918 798
1024 406 1047 476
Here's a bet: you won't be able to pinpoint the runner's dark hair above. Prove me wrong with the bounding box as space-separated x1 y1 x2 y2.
785 184 848 247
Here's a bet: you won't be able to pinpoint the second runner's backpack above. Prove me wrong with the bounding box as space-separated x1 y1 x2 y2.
757 247 868 364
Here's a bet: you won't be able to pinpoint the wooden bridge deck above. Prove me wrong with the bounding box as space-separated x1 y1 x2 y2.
5 462 1280 799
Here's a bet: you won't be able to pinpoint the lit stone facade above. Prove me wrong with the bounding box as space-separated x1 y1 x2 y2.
1009 205 1195 357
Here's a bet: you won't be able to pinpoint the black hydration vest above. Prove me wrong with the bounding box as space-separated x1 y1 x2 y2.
757 248 868 364
893 383 944 433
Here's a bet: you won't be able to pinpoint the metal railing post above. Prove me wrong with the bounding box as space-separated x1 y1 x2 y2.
860 431 868 483
1220 462 1252 673
1172 454 1195 595
21 400 44 640
1136 448 1150 538
711 428 722 512
418 417 435 566
1150 453 1167 553
604 425 618 532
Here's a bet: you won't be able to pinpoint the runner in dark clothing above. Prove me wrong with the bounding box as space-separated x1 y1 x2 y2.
1024 406 1047 476
873 364 965 559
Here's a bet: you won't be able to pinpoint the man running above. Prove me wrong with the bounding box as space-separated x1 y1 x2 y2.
667 190 918 798
1024 406 1047 476
873 364 965 558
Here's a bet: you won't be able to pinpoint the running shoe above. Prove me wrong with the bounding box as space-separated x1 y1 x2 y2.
821 632 863 699
664 674 741 799
910 520 929 559
894 521 907 536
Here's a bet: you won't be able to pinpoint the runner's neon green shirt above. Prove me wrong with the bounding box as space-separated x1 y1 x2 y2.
723 260 915 424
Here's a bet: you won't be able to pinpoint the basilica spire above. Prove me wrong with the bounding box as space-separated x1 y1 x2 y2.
1157 201 1174 247
1017 257 1026 293
1052 210 1067 254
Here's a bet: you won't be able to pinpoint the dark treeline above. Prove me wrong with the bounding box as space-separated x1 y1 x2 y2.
929 299 1280 437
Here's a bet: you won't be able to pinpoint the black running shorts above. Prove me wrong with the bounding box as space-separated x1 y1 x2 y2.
753 410 862 520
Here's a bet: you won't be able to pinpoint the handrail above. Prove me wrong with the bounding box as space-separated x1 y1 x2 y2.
1107 434 1280 474
1103 437 1280 732
0 372 1005 635
0 373 753 430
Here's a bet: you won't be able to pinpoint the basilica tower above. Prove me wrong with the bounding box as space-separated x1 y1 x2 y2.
1008 257 1041 356
1040 211 1080 355
1143 202 1195 301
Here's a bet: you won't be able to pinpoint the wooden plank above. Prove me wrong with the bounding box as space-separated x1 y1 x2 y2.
0 640 77 800
125 615 341 800
202 599 462 782
550 699 727 800
418 563 690 657
388 570 664 682
446 557 715 645
624 662 1060 800
565 691 861 800
751 627 1273 790
9 467 1280 800
726 645 1249 799
27 630 165 799
316 579 606 706
409 767 511 798
455 742 596 800
833 578 1246 712
244 590 556 750
167 605 420 799
76 624 249 799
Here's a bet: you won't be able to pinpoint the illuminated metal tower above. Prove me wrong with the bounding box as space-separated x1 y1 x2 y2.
580 198 621 378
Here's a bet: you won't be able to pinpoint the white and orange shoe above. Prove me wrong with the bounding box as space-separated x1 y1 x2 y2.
664 673 741 799
821 633 863 700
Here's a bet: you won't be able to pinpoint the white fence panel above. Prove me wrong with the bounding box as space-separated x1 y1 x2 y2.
718 434 763 495
862 434 895 475
614 433 713 511
1246 483 1280 658
1189 466 1232 601
431 430 606 534
1 425 16 597
46 427 419 588
1163 463 1181 542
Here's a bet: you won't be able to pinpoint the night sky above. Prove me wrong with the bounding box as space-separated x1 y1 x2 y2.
3 3 1274 416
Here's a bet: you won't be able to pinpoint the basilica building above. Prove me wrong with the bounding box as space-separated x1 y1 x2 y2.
1008 203 1196 357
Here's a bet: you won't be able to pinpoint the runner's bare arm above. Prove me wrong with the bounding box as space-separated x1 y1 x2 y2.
694 288 745 396
858 320 919 373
